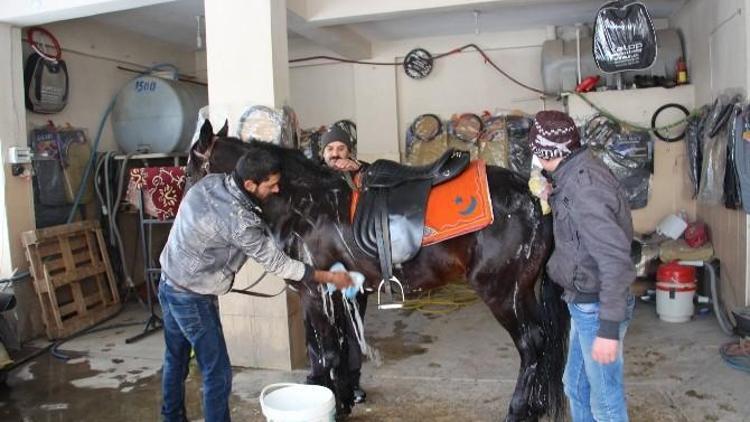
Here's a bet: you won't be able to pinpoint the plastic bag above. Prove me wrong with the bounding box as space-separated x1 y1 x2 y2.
593 1 657 73
592 146 651 209
280 105 301 149
447 113 481 160
698 97 735 205
29 124 93 206
737 105 750 213
724 104 743 209
411 132 449 165
684 106 707 198
299 128 323 160
507 115 533 179
584 114 621 148
478 115 510 168
608 131 653 171
237 105 284 143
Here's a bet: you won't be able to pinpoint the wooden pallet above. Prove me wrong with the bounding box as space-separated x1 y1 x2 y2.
22 220 121 339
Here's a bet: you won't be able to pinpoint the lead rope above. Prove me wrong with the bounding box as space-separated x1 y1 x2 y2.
342 171 358 191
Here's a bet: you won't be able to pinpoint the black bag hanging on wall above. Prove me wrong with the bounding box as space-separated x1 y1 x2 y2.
24 52 69 113
593 1 657 73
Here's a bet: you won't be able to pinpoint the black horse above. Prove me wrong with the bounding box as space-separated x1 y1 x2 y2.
187 121 568 421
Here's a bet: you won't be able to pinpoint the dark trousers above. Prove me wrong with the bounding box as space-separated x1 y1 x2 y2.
158 280 232 422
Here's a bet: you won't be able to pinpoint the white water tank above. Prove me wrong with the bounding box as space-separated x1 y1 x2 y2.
111 76 207 154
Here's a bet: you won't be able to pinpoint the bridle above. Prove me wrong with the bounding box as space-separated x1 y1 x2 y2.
192 135 219 175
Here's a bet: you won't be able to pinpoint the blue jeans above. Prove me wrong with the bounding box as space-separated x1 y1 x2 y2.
563 295 635 422
158 280 232 422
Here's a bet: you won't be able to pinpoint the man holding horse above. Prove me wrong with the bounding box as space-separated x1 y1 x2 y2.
158 145 353 422
530 110 635 422
303 125 369 404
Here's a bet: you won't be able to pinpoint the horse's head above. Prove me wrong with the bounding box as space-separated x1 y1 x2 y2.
186 124 375 279
186 119 230 189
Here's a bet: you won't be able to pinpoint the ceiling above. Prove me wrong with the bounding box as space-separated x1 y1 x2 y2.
352 0 687 41
89 0 687 49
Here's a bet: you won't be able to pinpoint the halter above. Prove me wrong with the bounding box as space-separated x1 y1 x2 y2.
193 135 219 174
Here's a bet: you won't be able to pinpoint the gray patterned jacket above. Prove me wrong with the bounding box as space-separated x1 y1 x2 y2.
159 173 313 296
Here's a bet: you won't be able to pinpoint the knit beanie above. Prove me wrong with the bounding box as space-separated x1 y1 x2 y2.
529 110 581 160
320 126 353 151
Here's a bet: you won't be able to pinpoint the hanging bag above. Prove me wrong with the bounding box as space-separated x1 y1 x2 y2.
24 27 69 114
593 1 657 73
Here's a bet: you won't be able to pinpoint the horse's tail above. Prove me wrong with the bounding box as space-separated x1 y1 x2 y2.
536 272 569 421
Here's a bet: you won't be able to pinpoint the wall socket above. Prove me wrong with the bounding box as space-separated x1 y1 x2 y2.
7 146 33 164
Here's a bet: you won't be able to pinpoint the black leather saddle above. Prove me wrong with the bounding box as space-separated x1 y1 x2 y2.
353 149 470 297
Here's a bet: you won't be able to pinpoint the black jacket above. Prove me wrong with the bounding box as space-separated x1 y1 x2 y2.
547 148 635 339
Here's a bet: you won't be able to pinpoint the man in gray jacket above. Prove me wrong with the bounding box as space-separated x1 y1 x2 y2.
530 111 635 422
158 145 352 422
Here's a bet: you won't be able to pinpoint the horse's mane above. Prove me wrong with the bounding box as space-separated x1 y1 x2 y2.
244 140 347 193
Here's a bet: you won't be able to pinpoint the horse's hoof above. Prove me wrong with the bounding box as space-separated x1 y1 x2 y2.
353 386 366 403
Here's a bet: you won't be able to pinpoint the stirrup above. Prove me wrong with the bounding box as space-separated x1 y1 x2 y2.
377 276 405 309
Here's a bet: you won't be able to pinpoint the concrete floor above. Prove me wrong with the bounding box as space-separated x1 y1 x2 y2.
0 297 748 422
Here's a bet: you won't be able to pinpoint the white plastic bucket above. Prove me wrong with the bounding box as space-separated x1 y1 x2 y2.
259 383 335 422
656 281 696 323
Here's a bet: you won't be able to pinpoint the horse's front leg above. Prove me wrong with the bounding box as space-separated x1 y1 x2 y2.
472 274 545 422
301 286 355 418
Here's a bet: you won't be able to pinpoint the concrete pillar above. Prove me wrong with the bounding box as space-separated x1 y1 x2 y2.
353 65 401 162
0 23 44 344
204 0 306 369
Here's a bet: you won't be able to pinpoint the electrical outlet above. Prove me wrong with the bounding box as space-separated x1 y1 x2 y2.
7 146 33 164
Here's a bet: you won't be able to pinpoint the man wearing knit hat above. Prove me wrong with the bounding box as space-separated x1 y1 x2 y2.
306 124 368 404
320 125 362 172
530 110 635 421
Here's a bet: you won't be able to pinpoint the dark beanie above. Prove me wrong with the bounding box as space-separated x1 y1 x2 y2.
529 110 581 160
320 126 353 151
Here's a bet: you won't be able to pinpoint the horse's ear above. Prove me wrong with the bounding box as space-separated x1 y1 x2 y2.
195 119 214 152
217 119 229 137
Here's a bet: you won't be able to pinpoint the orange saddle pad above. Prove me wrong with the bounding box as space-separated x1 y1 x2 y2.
351 160 494 246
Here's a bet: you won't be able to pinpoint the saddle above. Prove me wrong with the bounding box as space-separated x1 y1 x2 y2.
353 149 470 307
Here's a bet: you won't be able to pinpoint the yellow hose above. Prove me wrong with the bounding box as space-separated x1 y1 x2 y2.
402 282 479 315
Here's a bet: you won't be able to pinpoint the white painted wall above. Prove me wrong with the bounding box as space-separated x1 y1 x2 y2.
24 19 197 152
288 28 560 162
671 0 749 307
290 62 355 128
0 23 42 345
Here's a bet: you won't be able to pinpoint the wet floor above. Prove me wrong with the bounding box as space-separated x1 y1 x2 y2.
0 300 748 421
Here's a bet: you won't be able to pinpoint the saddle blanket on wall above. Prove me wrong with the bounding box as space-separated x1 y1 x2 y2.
351 160 494 246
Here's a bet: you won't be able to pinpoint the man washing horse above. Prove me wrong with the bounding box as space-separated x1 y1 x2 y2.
305 125 368 404
158 143 353 422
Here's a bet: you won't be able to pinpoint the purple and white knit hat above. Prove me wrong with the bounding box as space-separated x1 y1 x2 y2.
529 111 581 160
